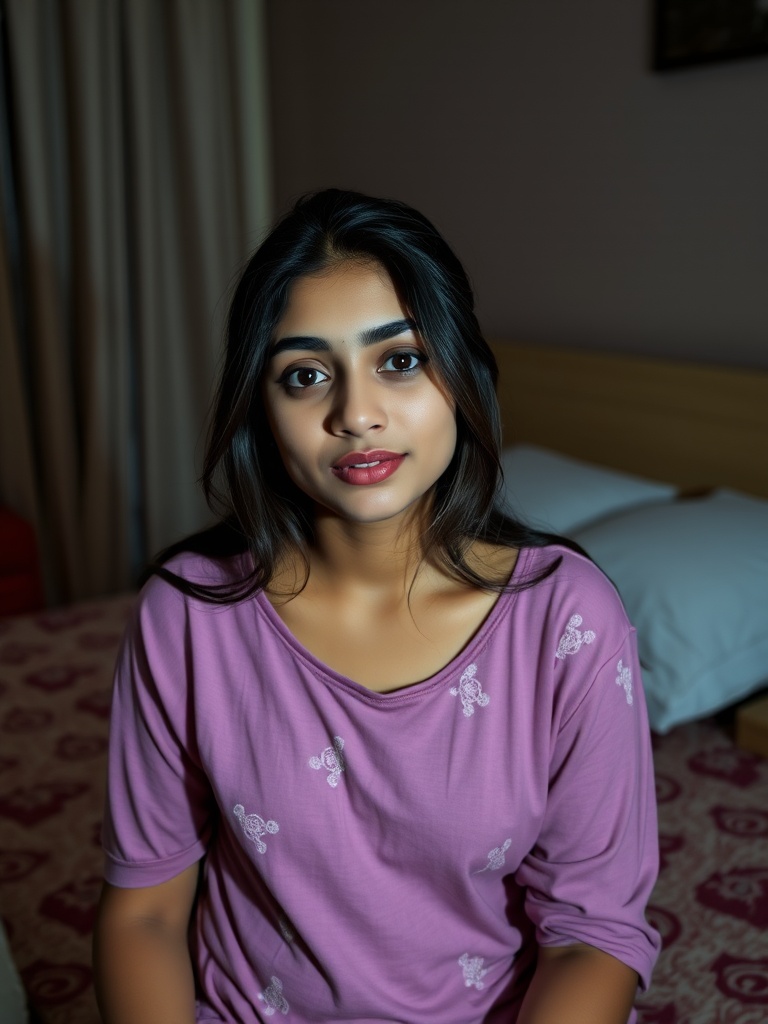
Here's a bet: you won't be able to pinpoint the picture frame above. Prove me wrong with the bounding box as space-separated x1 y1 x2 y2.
653 0 768 71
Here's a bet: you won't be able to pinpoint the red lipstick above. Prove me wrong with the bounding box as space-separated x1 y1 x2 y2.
331 449 405 486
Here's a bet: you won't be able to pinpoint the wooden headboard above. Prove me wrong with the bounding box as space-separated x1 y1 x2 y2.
490 342 768 500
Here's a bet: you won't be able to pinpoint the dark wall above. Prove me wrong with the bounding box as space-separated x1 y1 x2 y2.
267 1 768 367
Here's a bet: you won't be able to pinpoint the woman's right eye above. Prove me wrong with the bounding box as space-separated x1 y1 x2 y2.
279 366 330 390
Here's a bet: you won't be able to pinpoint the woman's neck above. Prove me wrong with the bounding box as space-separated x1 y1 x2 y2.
308 510 430 597
267 502 440 607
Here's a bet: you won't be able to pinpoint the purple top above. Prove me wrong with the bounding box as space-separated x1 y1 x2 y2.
103 545 660 1022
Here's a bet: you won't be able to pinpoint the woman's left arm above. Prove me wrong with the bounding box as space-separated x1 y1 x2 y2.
514 611 660 1016
517 943 638 1024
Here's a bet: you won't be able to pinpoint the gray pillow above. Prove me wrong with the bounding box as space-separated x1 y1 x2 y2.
499 444 676 534
573 490 768 733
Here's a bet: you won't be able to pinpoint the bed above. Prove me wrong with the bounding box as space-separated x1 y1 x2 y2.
491 343 768 1023
1 343 767 1023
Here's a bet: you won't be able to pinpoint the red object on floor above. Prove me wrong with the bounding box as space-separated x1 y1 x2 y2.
0 506 45 615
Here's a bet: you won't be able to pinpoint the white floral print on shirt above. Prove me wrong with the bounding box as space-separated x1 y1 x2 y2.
555 614 596 660
458 953 488 990
616 659 633 705
258 975 289 1015
477 838 512 873
309 735 345 787
233 804 279 854
450 664 490 717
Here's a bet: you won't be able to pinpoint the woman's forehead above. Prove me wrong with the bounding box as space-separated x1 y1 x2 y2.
273 261 412 347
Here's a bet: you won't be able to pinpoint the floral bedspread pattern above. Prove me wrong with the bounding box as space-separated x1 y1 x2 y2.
636 726 768 1023
0 596 134 1024
0 597 766 1023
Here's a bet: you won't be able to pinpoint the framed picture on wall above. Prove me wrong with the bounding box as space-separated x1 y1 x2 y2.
654 0 768 70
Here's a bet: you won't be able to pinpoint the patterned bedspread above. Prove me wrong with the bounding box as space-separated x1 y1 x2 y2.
0 596 766 1024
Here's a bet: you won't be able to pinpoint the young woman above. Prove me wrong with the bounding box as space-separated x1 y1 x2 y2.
94 189 660 1024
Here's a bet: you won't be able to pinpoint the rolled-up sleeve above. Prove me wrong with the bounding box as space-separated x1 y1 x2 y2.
102 580 213 888
515 628 661 990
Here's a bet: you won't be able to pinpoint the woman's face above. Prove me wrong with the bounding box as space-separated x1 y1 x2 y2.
262 260 457 529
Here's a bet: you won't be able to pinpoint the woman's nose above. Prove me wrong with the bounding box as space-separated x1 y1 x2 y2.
327 373 387 437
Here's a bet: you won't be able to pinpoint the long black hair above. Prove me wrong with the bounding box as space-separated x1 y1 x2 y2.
150 188 577 600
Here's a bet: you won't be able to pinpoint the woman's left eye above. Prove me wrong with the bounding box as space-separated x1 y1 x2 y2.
380 351 425 374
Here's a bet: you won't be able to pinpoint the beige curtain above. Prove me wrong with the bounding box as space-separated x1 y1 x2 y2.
0 0 271 603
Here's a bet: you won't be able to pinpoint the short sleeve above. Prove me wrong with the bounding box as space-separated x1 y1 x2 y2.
101 579 214 887
515 627 661 990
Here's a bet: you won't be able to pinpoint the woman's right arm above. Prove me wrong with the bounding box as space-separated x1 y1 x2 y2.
93 862 200 1024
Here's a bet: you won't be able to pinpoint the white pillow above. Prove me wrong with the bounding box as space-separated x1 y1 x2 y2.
499 444 676 534
572 490 768 733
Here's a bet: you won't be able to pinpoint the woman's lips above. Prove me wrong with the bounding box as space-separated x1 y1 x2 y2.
331 450 405 486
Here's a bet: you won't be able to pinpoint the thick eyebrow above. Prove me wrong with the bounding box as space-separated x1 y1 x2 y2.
359 317 417 345
270 318 417 358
